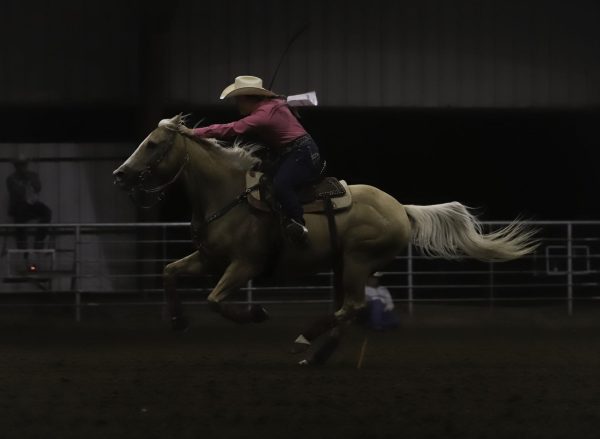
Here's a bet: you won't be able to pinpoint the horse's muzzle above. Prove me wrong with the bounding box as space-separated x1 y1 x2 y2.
112 166 135 189
113 170 125 186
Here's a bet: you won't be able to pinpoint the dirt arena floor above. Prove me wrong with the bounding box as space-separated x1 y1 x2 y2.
1 303 600 439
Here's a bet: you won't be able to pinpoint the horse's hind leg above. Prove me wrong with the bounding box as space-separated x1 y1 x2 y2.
163 250 205 331
299 325 345 366
291 257 370 357
336 255 372 319
291 314 340 354
295 253 376 365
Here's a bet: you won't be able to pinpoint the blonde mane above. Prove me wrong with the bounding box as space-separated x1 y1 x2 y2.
199 137 263 171
158 114 263 171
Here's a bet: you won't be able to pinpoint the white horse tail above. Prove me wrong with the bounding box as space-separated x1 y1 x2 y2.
404 202 539 262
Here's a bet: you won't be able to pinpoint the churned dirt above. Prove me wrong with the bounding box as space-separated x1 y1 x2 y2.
1 304 599 439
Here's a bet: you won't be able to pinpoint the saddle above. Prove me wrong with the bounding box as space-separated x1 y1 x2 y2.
245 171 352 213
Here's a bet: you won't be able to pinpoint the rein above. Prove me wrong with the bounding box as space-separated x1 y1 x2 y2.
203 183 260 224
139 155 189 194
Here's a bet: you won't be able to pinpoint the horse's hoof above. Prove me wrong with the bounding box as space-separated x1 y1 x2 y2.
289 342 311 354
250 305 269 323
289 334 311 354
171 316 189 332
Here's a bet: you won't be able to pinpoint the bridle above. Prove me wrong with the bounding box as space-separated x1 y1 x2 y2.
127 130 260 223
129 132 190 209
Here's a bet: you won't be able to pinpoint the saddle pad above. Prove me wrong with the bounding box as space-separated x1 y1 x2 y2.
245 171 352 213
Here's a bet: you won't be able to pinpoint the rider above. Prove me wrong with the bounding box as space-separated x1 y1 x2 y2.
181 75 321 241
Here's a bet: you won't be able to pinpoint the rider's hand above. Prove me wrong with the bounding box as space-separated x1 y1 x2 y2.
179 126 194 137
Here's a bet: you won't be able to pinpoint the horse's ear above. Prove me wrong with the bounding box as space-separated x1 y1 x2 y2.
158 113 190 131
158 114 181 130
179 113 191 127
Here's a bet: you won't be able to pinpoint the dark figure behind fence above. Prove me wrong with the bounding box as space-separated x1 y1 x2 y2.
6 154 52 249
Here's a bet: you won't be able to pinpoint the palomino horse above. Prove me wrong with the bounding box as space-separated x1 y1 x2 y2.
113 115 537 354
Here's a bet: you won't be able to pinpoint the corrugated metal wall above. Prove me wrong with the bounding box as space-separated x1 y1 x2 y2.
1 0 598 107
167 0 599 107
0 0 139 105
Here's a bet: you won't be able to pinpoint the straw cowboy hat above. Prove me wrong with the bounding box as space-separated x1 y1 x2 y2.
220 75 277 100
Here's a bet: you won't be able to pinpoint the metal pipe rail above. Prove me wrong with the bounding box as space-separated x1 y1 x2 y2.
0 220 598 320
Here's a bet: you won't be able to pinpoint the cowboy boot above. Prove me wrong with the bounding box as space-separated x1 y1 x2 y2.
284 217 308 243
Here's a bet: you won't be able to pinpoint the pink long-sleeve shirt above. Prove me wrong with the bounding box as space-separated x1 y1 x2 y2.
192 98 307 149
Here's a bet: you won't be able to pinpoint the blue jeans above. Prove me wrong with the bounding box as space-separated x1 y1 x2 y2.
367 300 400 330
272 135 321 223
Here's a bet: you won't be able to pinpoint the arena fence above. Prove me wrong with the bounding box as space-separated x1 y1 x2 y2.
0 221 598 320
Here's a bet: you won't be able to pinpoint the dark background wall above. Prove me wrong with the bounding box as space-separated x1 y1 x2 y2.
2 0 599 107
159 107 599 221
0 0 598 221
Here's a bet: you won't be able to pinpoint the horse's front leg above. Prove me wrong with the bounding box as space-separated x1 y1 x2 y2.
207 261 269 324
163 250 205 331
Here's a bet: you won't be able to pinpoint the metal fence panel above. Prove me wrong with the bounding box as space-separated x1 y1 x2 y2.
0 221 598 320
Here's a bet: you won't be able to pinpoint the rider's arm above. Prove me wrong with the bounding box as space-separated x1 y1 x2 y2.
191 108 267 139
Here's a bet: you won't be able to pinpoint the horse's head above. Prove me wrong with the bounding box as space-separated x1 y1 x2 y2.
113 114 189 195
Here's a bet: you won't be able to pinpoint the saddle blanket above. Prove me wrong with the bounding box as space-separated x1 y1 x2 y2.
245 171 352 213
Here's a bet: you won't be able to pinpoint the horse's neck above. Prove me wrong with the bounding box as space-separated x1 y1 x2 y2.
182 137 245 219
